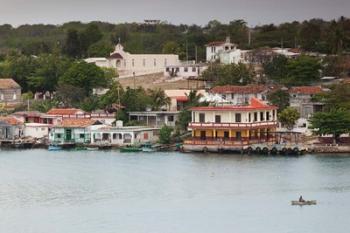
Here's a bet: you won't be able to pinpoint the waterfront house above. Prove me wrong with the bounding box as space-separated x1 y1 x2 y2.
128 111 179 127
23 123 50 139
0 79 21 105
210 85 269 105
90 125 159 146
12 111 57 124
0 116 23 141
183 98 278 152
49 119 104 145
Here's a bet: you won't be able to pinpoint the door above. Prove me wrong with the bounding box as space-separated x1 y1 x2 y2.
200 131 206 140
65 129 72 141
224 131 229 139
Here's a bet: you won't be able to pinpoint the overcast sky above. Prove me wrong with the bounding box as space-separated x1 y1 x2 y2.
0 0 349 27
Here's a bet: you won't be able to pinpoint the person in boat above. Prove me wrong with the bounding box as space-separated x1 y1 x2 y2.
299 195 305 202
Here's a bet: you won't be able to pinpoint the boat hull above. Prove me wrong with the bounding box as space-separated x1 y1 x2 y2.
291 200 317 206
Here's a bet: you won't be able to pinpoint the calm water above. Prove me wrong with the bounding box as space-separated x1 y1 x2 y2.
0 150 349 233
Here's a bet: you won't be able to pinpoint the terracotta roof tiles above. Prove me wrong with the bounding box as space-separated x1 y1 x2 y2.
0 116 22 125
57 119 100 128
47 108 84 115
289 86 323 95
0 79 21 89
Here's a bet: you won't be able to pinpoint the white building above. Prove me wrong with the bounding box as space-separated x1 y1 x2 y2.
164 63 208 79
23 123 50 139
210 85 269 105
85 43 180 77
206 37 247 64
90 126 159 146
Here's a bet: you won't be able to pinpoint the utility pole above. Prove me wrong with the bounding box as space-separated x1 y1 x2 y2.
186 39 188 63
248 28 251 47
195 45 198 64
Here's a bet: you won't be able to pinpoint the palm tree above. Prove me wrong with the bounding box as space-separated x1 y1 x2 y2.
148 88 171 111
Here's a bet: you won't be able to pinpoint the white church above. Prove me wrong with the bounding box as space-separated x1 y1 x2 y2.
85 43 180 77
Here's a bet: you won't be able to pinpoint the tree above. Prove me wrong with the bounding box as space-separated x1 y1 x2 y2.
267 90 290 111
88 40 113 57
63 29 81 58
59 61 109 96
55 84 85 107
286 55 321 86
162 41 181 54
263 55 288 82
28 54 72 92
278 107 300 129
121 87 151 112
79 24 103 57
159 125 173 144
310 109 350 143
202 63 254 86
148 88 170 110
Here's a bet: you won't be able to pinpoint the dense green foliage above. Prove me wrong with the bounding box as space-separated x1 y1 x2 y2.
1 17 350 60
267 90 290 111
202 63 254 85
310 109 350 143
278 107 300 129
264 55 321 85
159 125 174 144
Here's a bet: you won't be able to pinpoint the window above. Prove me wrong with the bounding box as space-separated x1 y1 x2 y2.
235 113 241 123
231 93 234 100
166 67 170 72
192 67 196 72
254 112 258 122
175 67 180 72
56 133 62 139
236 131 241 140
248 113 251 122
168 115 174 122
215 115 221 123
184 67 188 72
272 110 276 120
143 59 146 67
132 59 135 67
266 112 270 121
153 58 157 66
260 112 265 121
113 133 117 139
199 113 205 123
80 134 85 139
224 131 229 139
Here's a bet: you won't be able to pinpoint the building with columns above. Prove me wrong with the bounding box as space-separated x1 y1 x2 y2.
184 98 278 152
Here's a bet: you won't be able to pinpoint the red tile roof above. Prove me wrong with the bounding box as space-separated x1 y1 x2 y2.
57 119 100 128
108 53 123 59
0 116 22 125
211 85 268 94
174 96 189 102
0 79 21 89
289 86 323 95
191 98 277 111
47 108 84 115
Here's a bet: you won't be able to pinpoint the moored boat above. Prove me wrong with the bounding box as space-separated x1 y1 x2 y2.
120 146 142 152
48 144 62 151
291 200 317 206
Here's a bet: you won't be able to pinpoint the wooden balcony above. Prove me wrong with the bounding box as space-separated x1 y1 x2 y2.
188 121 278 129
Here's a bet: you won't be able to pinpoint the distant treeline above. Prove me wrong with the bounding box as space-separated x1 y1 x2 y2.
0 17 349 60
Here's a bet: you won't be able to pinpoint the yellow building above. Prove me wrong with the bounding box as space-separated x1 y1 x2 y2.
184 98 278 152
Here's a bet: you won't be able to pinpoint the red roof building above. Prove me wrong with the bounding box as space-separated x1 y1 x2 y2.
47 108 85 116
289 86 323 95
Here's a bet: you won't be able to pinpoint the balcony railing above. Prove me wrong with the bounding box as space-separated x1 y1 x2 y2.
188 121 278 129
184 137 276 146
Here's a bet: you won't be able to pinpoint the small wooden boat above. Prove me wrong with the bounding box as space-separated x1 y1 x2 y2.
291 200 317 206
120 146 142 152
141 143 158 152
